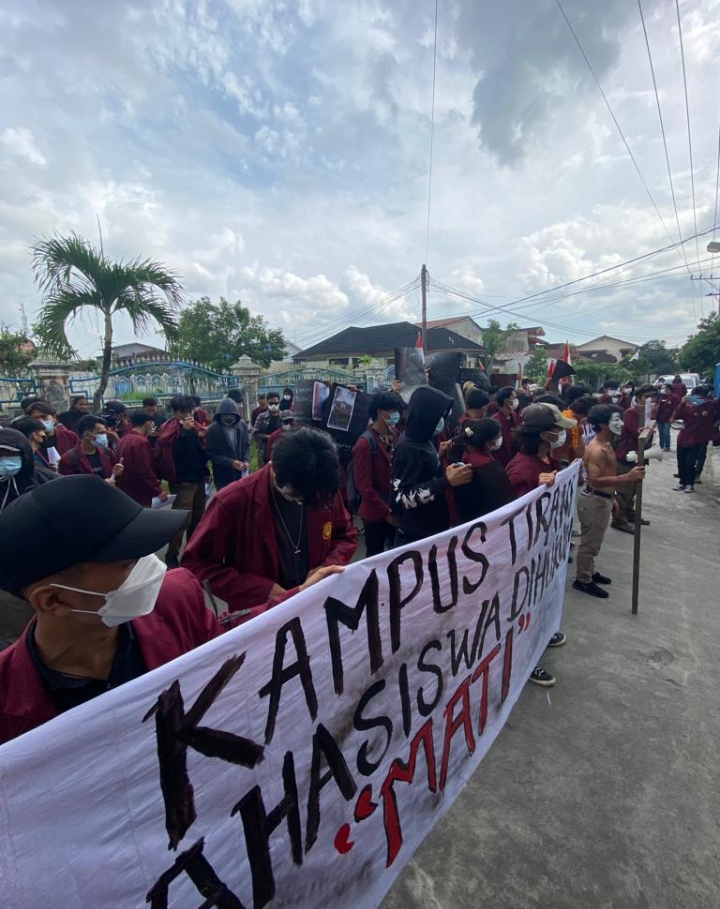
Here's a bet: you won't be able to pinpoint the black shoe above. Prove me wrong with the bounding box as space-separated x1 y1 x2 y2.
611 522 635 534
695 480 703 485
592 572 612 585
165 554 180 569
673 473 680 478
639 518 650 526
547 632 567 648
573 579 610 599
528 666 556 687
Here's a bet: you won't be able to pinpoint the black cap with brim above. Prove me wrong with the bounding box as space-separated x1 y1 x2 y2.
0 475 189 591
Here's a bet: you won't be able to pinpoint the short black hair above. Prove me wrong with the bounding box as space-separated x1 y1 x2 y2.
602 380 620 390
142 397 158 407
271 427 340 508
535 393 564 408
226 388 244 403
27 400 56 417
257 393 267 401
171 394 196 413
20 395 40 413
369 390 404 421
693 385 710 398
564 385 589 405
267 391 280 402
587 404 622 432
78 414 106 435
71 395 88 406
570 395 595 417
518 430 544 455
496 386 516 406
465 388 491 411
131 410 155 427
11 416 45 439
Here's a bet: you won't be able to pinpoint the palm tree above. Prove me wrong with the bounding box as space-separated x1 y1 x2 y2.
32 233 184 410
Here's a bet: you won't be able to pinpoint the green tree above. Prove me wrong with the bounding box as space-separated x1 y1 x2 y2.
32 233 183 410
0 325 35 376
678 313 720 376
619 339 678 380
572 359 632 390
172 297 286 370
524 347 549 383
482 319 521 369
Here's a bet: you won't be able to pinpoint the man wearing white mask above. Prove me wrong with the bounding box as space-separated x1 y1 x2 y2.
0 475 222 744
573 405 646 599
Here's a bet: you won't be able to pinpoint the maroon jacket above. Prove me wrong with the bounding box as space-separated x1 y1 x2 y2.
52 422 79 455
506 452 561 499
154 418 207 483
673 401 713 447
492 409 520 467
182 464 358 615
0 569 221 745
116 429 162 506
58 443 117 478
352 428 394 523
614 406 642 463
599 393 631 411
655 396 675 422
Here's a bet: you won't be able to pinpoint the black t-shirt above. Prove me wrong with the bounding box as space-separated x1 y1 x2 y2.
26 620 148 714
86 451 105 478
172 428 207 482
270 487 308 589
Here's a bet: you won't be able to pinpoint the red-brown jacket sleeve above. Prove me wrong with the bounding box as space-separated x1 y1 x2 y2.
321 493 358 566
353 434 391 522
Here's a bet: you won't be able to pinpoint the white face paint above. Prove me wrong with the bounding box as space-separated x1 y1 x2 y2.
608 414 624 436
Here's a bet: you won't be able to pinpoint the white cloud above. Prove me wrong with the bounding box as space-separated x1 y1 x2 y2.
0 127 46 167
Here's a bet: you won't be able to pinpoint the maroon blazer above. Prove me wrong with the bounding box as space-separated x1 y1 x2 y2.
352 428 394 523
674 401 711 447
116 430 162 506
614 406 642 463
506 452 561 499
182 464 358 615
53 422 79 455
58 443 117 478
0 569 221 745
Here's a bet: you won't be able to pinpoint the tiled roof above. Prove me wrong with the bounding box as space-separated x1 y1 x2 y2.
295 321 484 358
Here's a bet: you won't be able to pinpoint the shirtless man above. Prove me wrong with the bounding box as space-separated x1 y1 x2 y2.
572 405 646 599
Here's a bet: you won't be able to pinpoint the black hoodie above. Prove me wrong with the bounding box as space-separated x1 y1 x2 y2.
391 386 453 541
206 398 250 490
0 428 40 514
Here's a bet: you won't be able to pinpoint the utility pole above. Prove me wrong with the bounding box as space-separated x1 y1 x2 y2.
421 263 428 353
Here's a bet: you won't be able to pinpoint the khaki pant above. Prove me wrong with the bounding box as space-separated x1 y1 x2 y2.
167 481 207 560
576 491 613 584
613 462 637 525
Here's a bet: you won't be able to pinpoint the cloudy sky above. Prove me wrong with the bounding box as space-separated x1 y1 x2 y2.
1 0 719 358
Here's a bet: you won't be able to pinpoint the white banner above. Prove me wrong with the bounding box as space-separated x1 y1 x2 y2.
0 464 579 909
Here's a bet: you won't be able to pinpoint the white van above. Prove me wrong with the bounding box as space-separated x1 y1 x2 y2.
655 373 701 389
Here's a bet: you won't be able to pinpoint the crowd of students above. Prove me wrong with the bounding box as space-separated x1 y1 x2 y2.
0 372 717 743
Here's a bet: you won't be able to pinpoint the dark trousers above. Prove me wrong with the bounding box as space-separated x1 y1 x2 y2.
657 421 671 450
695 442 709 479
677 445 701 488
363 519 395 557
613 462 637 525
168 481 207 558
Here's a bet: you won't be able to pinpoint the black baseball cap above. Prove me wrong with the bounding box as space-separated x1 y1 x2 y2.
0 475 188 591
521 403 577 433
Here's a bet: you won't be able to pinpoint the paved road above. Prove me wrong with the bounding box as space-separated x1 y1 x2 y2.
382 441 720 909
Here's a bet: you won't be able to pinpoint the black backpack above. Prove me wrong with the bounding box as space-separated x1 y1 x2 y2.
346 430 378 513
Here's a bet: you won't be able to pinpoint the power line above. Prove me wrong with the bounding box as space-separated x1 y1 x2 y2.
637 0 691 278
424 0 439 264
674 0 701 272
554 0 678 251
713 121 720 241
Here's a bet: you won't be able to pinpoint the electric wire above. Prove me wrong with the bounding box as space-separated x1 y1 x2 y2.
674 0 701 274
713 121 720 241
555 0 679 251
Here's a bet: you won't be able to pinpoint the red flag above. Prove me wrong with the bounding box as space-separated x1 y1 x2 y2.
414 331 425 363
560 341 571 387
545 359 555 390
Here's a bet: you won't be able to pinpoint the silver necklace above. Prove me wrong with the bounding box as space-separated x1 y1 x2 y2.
273 493 304 555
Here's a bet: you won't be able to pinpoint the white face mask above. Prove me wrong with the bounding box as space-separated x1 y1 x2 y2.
547 429 566 449
491 436 503 451
608 415 624 436
510 398 519 411
52 554 167 627
434 417 445 435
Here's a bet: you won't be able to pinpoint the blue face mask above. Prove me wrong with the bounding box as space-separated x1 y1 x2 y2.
42 420 54 432
434 417 445 435
0 457 22 478
92 434 108 449
388 412 401 425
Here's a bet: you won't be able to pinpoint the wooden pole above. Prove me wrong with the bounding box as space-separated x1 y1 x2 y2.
631 428 651 615
421 264 428 353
